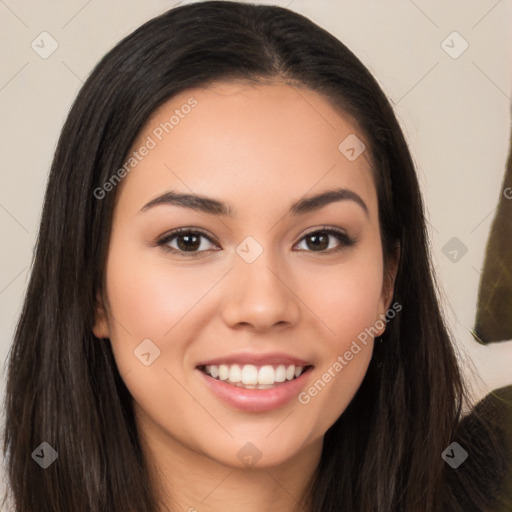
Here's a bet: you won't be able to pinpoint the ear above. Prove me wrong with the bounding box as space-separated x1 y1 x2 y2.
92 290 110 339
376 244 400 335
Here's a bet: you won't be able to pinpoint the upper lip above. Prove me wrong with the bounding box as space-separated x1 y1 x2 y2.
196 352 313 368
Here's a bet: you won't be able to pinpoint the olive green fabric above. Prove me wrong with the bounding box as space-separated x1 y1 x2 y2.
454 386 512 511
477 386 512 511
473 130 512 343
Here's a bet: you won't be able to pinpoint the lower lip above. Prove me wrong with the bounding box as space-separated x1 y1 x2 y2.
196 367 313 413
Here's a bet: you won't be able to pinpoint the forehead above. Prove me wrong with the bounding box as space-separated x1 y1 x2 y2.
115 81 377 220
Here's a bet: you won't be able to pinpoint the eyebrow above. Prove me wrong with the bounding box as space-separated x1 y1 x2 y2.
139 187 369 218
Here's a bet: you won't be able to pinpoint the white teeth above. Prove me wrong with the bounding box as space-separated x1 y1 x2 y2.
210 365 219 378
274 365 286 383
229 365 242 383
258 365 275 385
241 364 258 385
201 363 308 386
218 364 229 381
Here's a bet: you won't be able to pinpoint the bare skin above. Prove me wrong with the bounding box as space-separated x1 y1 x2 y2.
93 81 398 512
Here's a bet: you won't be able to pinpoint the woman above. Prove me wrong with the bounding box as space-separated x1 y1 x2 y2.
1 2 506 511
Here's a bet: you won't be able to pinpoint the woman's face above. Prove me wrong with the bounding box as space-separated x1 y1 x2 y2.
94 81 395 471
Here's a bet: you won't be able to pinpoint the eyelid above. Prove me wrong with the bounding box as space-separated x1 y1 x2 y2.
300 225 348 239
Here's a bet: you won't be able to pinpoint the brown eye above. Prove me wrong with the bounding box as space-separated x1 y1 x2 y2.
174 233 203 252
156 226 355 257
157 228 217 256
295 227 355 254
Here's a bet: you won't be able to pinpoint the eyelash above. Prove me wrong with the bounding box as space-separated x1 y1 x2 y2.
156 226 355 257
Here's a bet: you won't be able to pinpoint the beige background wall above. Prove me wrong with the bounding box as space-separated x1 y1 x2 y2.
1 0 511 503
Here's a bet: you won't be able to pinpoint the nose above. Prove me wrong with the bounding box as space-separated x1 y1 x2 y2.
220 250 301 332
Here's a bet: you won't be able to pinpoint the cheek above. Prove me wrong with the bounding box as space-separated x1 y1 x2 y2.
297 341 373 439
102 247 212 428
105 240 216 337
292 246 383 429
102 235 227 393
302 248 385 344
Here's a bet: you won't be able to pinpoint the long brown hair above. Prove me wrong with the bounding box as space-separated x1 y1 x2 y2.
2 2 506 510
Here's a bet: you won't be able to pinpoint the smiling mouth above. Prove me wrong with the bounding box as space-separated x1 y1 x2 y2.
197 363 313 389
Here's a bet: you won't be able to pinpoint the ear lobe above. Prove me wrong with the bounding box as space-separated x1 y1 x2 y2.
92 290 110 339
